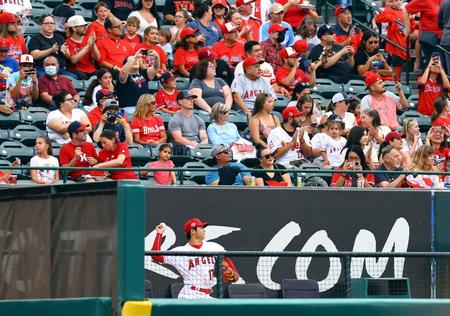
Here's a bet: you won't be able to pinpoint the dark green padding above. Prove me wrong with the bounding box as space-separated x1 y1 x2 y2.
0 297 113 316
149 299 450 316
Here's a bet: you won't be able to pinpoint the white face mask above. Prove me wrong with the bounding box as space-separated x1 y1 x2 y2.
44 65 57 76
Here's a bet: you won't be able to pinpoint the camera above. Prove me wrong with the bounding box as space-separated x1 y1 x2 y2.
106 112 118 124
24 68 36 75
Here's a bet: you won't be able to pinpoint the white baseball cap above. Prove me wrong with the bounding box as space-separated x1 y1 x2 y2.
331 92 350 104
19 54 34 64
67 15 88 28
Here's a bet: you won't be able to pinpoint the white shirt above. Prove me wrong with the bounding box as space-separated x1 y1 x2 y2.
324 111 356 130
231 73 277 110
0 0 32 15
29 155 59 184
234 61 276 85
322 135 347 167
128 11 158 36
46 109 92 144
402 138 423 154
267 126 311 166
365 125 391 164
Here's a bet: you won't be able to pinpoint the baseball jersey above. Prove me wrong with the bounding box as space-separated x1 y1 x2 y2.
267 126 311 166
231 74 277 110
275 65 310 92
130 115 165 142
155 89 180 112
65 37 97 73
97 36 134 68
86 21 109 42
234 61 276 85
174 47 199 72
321 135 346 167
97 142 137 180
59 141 98 180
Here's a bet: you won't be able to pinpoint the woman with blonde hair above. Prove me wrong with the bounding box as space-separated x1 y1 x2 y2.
406 145 440 188
131 93 167 146
402 118 422 157
207 102 242 146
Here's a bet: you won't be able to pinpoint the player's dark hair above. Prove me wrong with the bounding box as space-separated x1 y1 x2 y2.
100 130 118 144
244 40 259 56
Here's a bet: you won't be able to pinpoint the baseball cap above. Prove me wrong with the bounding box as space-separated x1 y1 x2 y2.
317 24 335 38
179 27 197 40
385 131 402 143
335 5 351 16
212 0 228 7
293 39 308 53
280 47 300 59
67 15 88 28
19 54 34 64
68 121 88 135
211 144 228 157
364 72 383 88
243 57 263 69
102 99 120 113
159 71 175 85
0 12 19 24
221 22 238 34
176 90 198 101
184 217 208 233
96 89 115 101
236 0 256 7
268 22 287 34
282 107 303 121
0 39 9 51
198 47 217 61
269 3 284 14
331 92 350 104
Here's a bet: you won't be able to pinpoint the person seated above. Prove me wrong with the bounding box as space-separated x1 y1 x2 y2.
87 89 117 131
122 16 142 51
128 0 161 36
432 97 450 129
230 57 277 115
82 69 116 112
330 145 374 187
94 130 138 180
259 3 295 47
0 38 19 94
187 3 221 47
155 71 181 114
0 159 20 184
138 26 167 72
131 94 167 146
248 93 280 148
212 22 246 69
205 145 251 185
402 117 423 157
92 100 133 145
294 16 320 49
380 131 413 169
0 12 28 62
30 136 60 184
406 145 440 189
6 54 38 111
320 92 356 136
189 59 233 113
195 46 234 86
251 147 292 186
173 27 199 78
168 91 208 155
333 5 362 52
375 144 408 188
425 125 450 174
141 143 176 184
38 56 80 109
360 109 391 168
354 30 392 78
260 22 285 73
234 0 261 42
46 91 92 144
290 95 319 137
170 10 190 45
207 102 245 146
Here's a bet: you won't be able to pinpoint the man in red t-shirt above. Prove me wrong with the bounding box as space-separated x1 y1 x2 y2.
155 71 181 114
97 17 134 72
64 15 99 80
276 47 317 94
236 0 261 41
276 0 318 29
59 121 100 182
212 22 246 69
417 58 450 116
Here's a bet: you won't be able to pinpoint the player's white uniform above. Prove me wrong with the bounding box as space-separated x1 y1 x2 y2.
164 241 224 299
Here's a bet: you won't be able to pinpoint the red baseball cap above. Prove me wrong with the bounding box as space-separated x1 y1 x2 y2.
364 72 383 88
268 22 287 34
184 218 208 233
221 22 239 34
198 47 217 61
335 5 351 16
212 0 228 7
243 57 263 69
0 39 9 51
0 12 19 25
282 107 304 121
293 39 308 53
385 131 402 143
179 27 197 40
280 47 300 59
236 0 256 6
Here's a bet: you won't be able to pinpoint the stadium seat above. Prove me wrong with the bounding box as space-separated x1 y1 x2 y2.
271 111 282 123
398 110 432 132
298 163 331 186
31 3 52 20
343 80 367 96
239 157 260 168
170 283 184 298
181 161 210 185
71 79 86 92
193 110 211 125
51 142 62 157
23 20 41 37
227 110 248 131
41 0 60 8
407 94 419 109
0 112 22 129
148 81 160 94
175 77 190 90
128 144 152 167
227 283 267 298
310 93 329 111
281 279 319 298
0 129 9 144
384 81 411 98
311 78 343 99
191 143 214 160
77 0 97 10
0 141 34 164
21 107 49 130
0 159 21 177
10 124 46 147
274 94 291 112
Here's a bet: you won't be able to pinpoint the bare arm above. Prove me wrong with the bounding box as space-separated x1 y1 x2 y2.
199 130 208 144
190 88 212 112
223 85 233 108
171 130 197 147
95 153 126 168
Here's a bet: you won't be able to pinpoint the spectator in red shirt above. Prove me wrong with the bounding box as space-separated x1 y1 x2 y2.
276 0 318 30
276 47 318 94
155 71 181 114
0 12 27 62
122 16 143 51
212 0 228 29
334 5 362 52
38 56 80 108
260 22 285 73
432 96 450 128
235 0 261 42
173 27 199 77
95 130 138 180
86 2 111 42
212 22 246 69
63 15 100 80
417 57 450 116
83 68 116 111
131 93 167 146
87 88 117 130
426 125 450 173
140 26 168 71
226 10 252 43
331 145 375 187
59 121 99 182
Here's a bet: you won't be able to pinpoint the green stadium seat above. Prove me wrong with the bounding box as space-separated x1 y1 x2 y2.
239 157 259 168
227 110 248 131
31 3 52 20
78 0 97 10
0 112 22 129
148 81 160 94
227 284 267 298
0 141 34 164
181 161 210 184
384 81 411 98
310 93 329 110
51 142 62 157
128 144 152 166
191 143 213 160
398 110 431 133
175 77 190 90
311 78 343 99
193 110 211 125
343 80 367 95
298 163 332 186
21 107 49 130
274 94 291 112
407 94 419 109
10 124 47 146
24 20 40 37
0 129 9 144
41 0 59 8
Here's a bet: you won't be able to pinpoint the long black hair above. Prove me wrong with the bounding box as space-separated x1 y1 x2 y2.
136 0 161 26
343 126 367 150
344 145 370 170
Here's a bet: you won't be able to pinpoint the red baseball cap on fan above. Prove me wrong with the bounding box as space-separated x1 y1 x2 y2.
0 12 19 24
236 0 256 7
221 22 239 34
268 22 287 34
243 57 263 69
364 72 383 88
293 39 308 53
335 5 351 16
198 47 217 61
184 218 208 233
212 0 228 8
179 27 197 40
282 107 304 121
280 47 300 59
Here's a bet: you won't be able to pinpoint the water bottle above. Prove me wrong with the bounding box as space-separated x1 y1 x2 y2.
357 178 364 188
296 175 303 187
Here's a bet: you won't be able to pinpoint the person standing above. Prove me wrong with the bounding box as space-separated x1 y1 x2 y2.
52 0 76 37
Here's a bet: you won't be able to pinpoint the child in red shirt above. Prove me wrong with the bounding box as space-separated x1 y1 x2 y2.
122 16 143 51
86 2 110 42
155 71 181 114
142 144 176 185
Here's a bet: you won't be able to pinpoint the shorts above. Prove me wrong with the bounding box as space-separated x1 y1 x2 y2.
388 54 406 67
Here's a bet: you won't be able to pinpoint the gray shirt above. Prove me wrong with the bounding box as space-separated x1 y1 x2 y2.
189 78 228 107
168 112 206 143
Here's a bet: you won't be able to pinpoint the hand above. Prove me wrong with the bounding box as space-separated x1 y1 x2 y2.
147 139 157 145
403 25 410 38
197 34 206 42
310 60 322 70
87 157 97 165
293 58 300 69
368 125 378 138
19 67 28 80
343 160 354 171
74 147 82 158
156 222 166 234
87 34 95 47
395 81 402 92
60 43 70 56
116 116 127 126
51 43 59 53
341 46 353 56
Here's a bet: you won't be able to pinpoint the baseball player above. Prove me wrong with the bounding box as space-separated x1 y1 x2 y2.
151 217 239 299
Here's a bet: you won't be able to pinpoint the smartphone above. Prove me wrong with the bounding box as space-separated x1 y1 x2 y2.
431 52 440 63
24 68 35 75
310 123 318 128
141 49 149 55
378 49 385 56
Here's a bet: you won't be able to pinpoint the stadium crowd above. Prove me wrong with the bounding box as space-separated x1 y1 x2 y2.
0 0 448 188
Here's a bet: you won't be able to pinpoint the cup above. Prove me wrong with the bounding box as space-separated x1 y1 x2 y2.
9 175 17 184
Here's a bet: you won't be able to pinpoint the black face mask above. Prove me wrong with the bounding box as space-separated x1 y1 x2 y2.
276 31 286 44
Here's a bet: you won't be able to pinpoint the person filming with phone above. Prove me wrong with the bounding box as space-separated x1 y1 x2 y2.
6 54 39 111
331 145 374 187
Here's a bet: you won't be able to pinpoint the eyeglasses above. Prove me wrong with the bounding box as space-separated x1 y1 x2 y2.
149 100 157 105
368 40 379 45
64 98 75 103
261 153 274 159
42 22 55 25
220 111 228 115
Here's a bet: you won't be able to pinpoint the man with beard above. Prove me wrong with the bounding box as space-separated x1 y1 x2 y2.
375 145 408 187
63 15 100 80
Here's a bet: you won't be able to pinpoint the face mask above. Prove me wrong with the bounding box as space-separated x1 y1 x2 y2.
44 65 57 76
276 31 286 44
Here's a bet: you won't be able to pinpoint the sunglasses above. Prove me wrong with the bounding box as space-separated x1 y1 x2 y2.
261 153 274 159
368 40 379 45
220 111 229 115
217 150 230 155
149 100 157 105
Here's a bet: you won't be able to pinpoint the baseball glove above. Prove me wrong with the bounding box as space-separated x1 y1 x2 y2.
222 260 239 283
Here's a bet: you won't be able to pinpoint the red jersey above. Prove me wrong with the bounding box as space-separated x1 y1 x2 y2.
59 141 99 180
275 65 310 92
122 34 142 51
241 17 261 41
174 47 199 72
65 37 97 73
97 36 134 68
5 36 27 62
98 142 137 180
418 78 444 116
276 0 312 28
138 42 168 67
155 88 180 112
212 40 245 68
433 147 450 172
86 20 109 42
406 0 443 37
432 115 450 128
330 168 375 187
130 115 165 142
